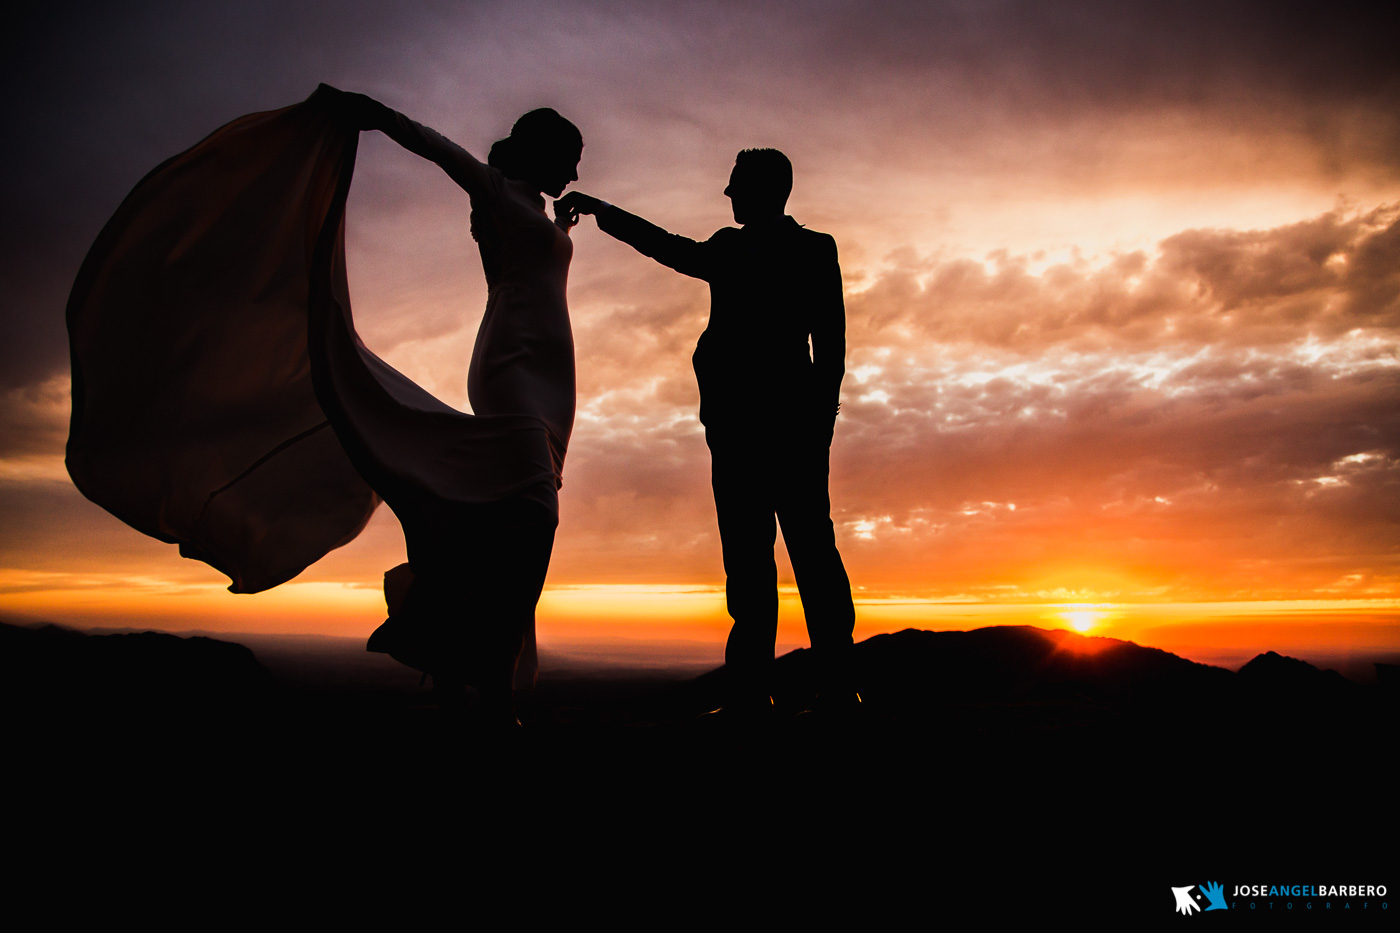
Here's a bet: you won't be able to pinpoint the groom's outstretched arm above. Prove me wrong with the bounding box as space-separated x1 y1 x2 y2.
557 193 715 281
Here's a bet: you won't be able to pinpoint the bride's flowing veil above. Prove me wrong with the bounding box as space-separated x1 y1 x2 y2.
67 87 556 594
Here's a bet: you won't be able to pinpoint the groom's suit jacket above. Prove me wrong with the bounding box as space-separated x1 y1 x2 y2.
596 208 845 435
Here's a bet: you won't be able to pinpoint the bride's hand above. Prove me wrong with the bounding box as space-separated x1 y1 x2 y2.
320 86 390 132
553 199 578 232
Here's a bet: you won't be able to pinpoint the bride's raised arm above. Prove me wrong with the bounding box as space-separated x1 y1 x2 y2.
326 86 490 198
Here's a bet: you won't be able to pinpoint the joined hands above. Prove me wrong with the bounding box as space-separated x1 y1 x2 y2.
554 192 607 231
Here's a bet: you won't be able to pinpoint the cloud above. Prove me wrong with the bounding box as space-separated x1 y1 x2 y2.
0 377 69 466
9 1 1399 389
845 201 1400 353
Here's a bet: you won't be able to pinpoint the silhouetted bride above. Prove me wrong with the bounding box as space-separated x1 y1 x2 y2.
66 86 583 723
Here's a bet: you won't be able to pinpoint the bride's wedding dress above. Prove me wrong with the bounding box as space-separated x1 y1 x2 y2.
66 87 575 683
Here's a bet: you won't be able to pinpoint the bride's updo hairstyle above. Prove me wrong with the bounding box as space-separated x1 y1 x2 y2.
488 108 583 181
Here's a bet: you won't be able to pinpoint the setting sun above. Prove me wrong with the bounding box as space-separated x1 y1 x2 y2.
1057 605 1111 633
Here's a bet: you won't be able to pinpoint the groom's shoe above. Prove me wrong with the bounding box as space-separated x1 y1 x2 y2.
696 694 775 728
796 690 863 722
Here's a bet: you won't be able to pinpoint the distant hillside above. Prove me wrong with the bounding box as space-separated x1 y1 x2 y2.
1 621 274 714
3 621 1389 739
674 625 1385 735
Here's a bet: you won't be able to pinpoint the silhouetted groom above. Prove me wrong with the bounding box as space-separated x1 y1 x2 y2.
559 149 857 713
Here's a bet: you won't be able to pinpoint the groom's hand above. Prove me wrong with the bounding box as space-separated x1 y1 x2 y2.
556 192 607 219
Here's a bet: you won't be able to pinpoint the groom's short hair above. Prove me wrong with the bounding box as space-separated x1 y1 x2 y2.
734 148 793 204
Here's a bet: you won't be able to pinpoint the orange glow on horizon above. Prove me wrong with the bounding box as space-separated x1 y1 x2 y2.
5 564 1396 677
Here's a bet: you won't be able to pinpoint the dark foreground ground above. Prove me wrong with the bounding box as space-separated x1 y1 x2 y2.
4 621 1394 921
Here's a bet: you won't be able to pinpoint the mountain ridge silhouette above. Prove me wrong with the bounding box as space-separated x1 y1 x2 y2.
6 619 1391 906
3 619 1383 721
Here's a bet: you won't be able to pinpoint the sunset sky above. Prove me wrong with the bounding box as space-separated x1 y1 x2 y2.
3 1 1397 671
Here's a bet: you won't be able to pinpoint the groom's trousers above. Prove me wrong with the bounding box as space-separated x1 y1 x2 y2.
706 418 855 701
